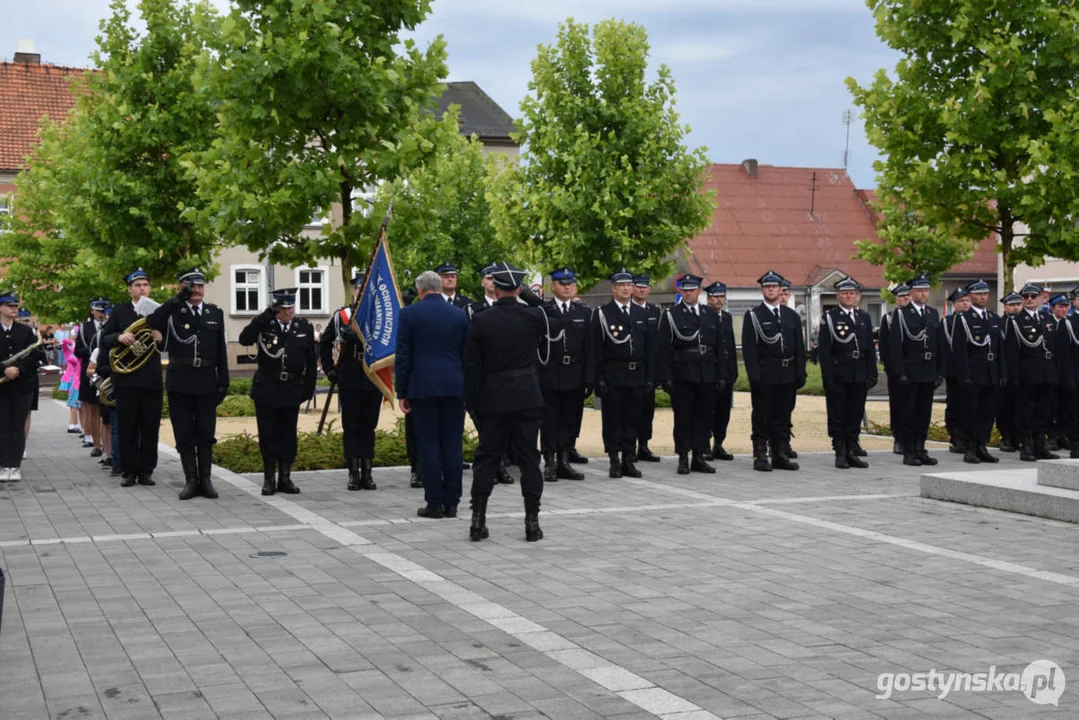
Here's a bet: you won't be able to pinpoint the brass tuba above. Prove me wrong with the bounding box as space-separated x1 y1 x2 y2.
109 297 162 375
96 376 116 407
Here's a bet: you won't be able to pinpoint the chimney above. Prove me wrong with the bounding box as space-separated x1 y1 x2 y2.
742 158 759 179
14 39 41 65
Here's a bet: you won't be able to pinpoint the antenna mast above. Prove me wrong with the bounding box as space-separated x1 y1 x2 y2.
842 109 855 170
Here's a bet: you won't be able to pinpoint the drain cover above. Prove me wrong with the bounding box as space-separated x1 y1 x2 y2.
250 551 287 558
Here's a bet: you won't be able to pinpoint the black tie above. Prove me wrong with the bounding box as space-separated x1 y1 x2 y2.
623 305 630 317
774 307 781 322
193 306 200 320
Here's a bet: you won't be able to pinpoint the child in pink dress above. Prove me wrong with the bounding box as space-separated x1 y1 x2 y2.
60 337 82 431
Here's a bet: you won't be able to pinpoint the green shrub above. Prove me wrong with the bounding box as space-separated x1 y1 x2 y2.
217 395 256 417
51 385 68 400
733 362 824 396
228 377 253 396
865 420 1002 448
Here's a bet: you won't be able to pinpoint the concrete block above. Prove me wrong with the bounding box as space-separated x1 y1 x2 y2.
1037 459 1079 491
921 469 1079 523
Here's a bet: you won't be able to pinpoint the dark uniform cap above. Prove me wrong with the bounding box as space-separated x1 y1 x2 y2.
890 283 911 297
1051 293 1069 307
490 262 528 291
908 274 931 289
481 264 496 278
1071 286 1079 298
834 276 861 292
0 289 19 305
125 267 150 285
779 278 792 290
966 278 990 293
632 274 650 288
947 287 970 303
609 268 633 283
434 262 458 276
271 287 298 308
1020 282 1042 297
679 274 703 290
177 267 205 284
351 271 365 288
89 296 111 311
1001 292 1022 305
758 269 783 286
16 308 31 319
704 281 727 297
551 267 577 284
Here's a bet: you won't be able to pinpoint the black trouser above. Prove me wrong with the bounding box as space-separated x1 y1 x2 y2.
167 391 217 454
340 387 382 460
750 382 797 445
1016 383 1055 436
887 374 901 436
960 383 997 446
541 387 583 454
600 385 644 454
255 403 300 463
115 386 162 476
405 412 419 468
712 382 733 446
895 381 934 445
1067 384 1079 444
997 384 1017 441
672 381 714 454
572 395 585 445
0 390 31 468
471 408 543 513
944 377 960 437
639 387 656 443
825 382 867 440
1054 385 1071 441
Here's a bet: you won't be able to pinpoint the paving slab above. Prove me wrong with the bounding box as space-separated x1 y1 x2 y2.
921 467 1079 523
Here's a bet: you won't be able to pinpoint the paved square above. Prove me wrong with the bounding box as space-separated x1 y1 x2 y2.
1 399 1076 719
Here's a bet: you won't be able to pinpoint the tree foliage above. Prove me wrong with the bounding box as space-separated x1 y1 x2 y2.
188 0 449 294
1 0 220 320
848 0 1079 292
490 18 715 289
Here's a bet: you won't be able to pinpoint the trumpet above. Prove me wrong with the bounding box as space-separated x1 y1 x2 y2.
109 297 162 375
0 333 43 384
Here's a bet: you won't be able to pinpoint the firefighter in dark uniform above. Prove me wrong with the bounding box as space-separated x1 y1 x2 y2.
238 288 317 494
147 267 230 500
950 278 1003 464
704 282 737 461
942 286 972 453
631 274 663 463
656 274 718 475
319 271 381 491
1049 293 1072 451
100 268 164 487
540 267 590 482
1004 283 1063 461
590 268 653 479
778 277 800 459
465 263 550 542
75 297 109 458
879 283 910 454
996 293 1023 452
742 270 806 472
888 274 944 466
818 276 876 469
1060 289 1079 458
436 261 473 308
0 291 40 481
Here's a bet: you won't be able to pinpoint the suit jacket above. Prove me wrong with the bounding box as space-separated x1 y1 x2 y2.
818 307 877 385
465 297 547 414
147 298 229 395
540 298 590 391
1003 309 1062 387
589 300 653 388
318 305 381 393
888 304 944 383
238 312 317 407
100 300 164 391
741 303 806 386
395 294 469 400
656 302 720 384
951 308 1005 387
0 322 41 395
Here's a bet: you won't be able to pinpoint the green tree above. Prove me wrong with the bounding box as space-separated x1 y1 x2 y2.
490 18 714 289
0 0 220 320
189 0 449 293
848 0 1079 293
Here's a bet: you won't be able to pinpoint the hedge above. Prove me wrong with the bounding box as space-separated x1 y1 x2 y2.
866 420 1002 448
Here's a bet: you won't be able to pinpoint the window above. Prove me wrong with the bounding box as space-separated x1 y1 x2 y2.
296 267 327 314
0 197 9 234
231 265 263 315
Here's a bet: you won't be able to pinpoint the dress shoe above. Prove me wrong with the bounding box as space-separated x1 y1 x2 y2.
975 446 999 464
963 450 981 464
90 448 103 458
137 474 156 486
636 445 661 462
410 468 423 488
566 448 588 464
902 451 923 466
121 472 136 487
417 505 444 519
442 506 458 518
691 453 716 474
677 454 690 475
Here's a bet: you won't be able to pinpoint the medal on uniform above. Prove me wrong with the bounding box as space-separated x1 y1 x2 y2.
184 324 190 330
839 328 846 336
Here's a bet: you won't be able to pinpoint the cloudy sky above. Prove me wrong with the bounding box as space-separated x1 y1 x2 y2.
2 0 899 188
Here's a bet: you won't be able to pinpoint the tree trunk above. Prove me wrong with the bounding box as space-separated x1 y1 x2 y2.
999 207 1013 295
339 182 354 295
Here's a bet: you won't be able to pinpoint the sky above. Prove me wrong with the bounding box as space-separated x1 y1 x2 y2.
1 0 900 189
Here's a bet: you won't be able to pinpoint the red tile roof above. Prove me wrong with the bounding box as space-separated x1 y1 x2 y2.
686 163 998 289
0 61 88 172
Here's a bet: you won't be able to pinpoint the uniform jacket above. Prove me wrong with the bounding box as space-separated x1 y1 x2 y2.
395 294 469 400
238 312 317 407
466 296 496 322
941 312 962 378
818 306 877 385
147 298 229 396
951 308 1005 387
443 293 473 310
741 303 807 386
1060 315 1079 387
589 300 653 388
318 305 380 393
540 297 590 391
878 310 893 376
1003 309 1063 387
75 318 102 391
0 321 41 394
465 297 547 415
714 309 738 384
887 304 945 383
656 302 720 384
100 300 164 391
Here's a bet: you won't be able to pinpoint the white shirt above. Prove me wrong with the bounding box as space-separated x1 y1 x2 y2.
484 296 495 308
911 302 926 316
0 322 12 333
442 293 456 304
682 301 698 316
616 302 631 314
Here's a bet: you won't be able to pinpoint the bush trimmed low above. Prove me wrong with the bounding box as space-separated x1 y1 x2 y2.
217 395 256 417
866 420 1002 448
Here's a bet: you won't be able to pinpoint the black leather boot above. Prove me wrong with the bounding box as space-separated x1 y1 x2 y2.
999 434 1017 452
347 457 362 491
1035 434 1060 460
556 451 584 480
496 460 515 484
197 445 218 499
833 438 850 470
916 442 938 466
976 445 998 463
469 496 489 541
276 462 300 494
360 458 376 489
609 452 623 479
262 460 277 495
1019 435 1037 462
677 453 690 475
752 439 772 472
690 453 716 474
893 440 903 455
784 441 798 459
178 450 199 500
543 453 558 483
712 441 734 461
902 441 922 466
525 512 543 542
567 447 588 464
637 443 661 462
963 448 981 464
621 454 642 478
771 440 799 471
845 438 868 469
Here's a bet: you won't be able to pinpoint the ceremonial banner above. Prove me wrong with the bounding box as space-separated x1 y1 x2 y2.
352 227 403 402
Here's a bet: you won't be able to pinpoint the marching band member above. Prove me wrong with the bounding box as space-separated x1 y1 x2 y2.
0 291 41 481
